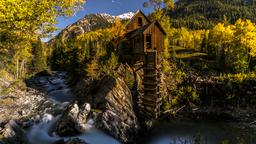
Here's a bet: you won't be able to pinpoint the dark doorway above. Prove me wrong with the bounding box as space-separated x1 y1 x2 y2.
138 17 143 27
146 34 152 49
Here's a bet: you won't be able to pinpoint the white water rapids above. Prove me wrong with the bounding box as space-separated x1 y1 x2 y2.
26 72 120 144
27 113 120 144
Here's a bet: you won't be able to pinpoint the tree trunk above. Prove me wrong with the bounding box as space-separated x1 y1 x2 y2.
16 58 19 79
19 60 25 79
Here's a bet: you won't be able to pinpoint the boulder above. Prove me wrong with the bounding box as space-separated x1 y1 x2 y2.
2 120 17 139
0 120 25 144
65 138 88 144
93 76 139 143
72 78 98 103
54 102 91 136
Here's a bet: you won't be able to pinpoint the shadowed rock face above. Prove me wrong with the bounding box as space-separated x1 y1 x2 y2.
54 102 91 136
93 76 139 143
73 75 139 143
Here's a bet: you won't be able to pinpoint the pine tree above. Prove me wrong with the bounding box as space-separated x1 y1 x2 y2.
32 40 47 73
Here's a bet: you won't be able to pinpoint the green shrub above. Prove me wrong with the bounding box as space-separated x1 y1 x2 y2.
101 53 119 77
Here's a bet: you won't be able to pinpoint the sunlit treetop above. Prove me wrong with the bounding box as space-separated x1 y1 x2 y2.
234 19 256 57
0 0 86 38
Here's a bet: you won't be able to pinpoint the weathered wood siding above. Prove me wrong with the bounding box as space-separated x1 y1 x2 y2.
143 24 165 53
126 12 150 32
132 35 144 54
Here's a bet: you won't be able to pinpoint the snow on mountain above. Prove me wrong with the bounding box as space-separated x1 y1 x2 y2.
116 12 134 20
97 13 116 23
49 12 135 44
98 12 134 20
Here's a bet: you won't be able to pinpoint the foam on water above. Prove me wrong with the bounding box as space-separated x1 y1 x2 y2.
27 114 120 144
71 130 120 144
27 72 120 144
27 114 61 144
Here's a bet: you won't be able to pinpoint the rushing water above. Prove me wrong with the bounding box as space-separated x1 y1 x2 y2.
26 71 120 144
44 72 74 103
27 113 120 144
26 71 256 144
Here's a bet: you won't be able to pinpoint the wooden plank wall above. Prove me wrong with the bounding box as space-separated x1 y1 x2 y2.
126 12 149 32
144 25 164 54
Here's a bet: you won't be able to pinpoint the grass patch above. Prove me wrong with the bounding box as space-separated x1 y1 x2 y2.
175 52 208 59
0 70 14 81
170 46 208 59
171 46 187 51
0 97 14 106
218 72 256 82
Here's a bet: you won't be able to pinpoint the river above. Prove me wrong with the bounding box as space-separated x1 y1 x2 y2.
26 71 120 144
26 71 256 144
140 121 256 144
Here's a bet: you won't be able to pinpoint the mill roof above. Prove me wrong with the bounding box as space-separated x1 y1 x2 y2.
125 21 167 39
125 10 151 27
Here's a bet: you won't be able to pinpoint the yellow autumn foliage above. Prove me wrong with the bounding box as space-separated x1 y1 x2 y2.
0 0 85 77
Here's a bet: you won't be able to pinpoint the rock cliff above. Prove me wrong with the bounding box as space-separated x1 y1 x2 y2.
73 75 139 143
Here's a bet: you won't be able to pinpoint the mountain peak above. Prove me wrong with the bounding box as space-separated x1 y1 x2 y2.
97 12 134 20
116 12 134 20
49 12 134 44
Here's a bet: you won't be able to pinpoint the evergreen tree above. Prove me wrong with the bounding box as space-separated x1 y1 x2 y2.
170 0 256 29
32 40 47 73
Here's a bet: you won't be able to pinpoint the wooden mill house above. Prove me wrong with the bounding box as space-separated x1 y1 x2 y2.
122 10 166 119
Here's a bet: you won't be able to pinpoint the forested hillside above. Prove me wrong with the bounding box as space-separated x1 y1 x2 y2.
171 0 256 29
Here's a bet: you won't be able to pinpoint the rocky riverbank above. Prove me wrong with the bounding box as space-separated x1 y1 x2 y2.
71 75 139 143
0 79 60 143
0 70 140 144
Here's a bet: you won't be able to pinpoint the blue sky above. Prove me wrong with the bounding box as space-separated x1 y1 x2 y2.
42 0 154 42
54 0 154 34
